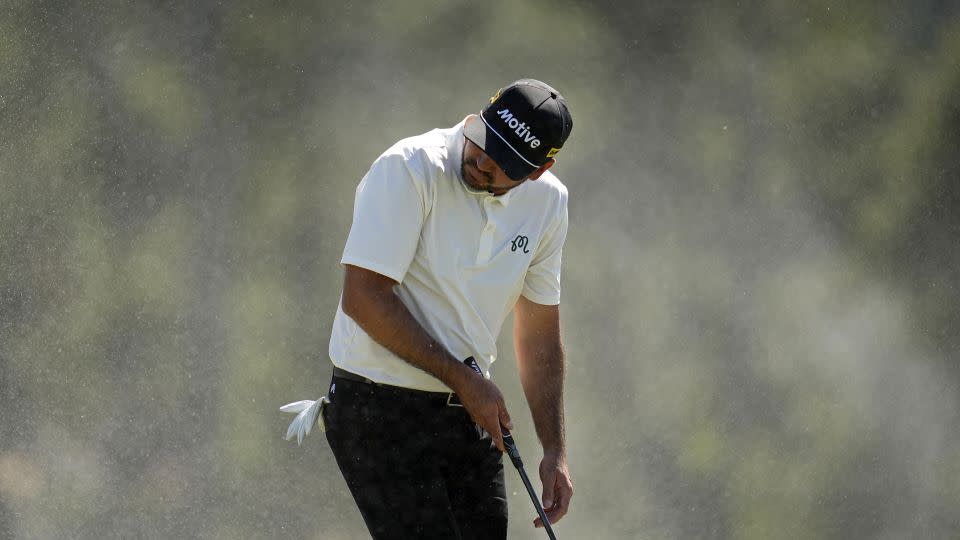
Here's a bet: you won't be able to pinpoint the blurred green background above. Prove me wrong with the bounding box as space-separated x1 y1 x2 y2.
2 1 960 538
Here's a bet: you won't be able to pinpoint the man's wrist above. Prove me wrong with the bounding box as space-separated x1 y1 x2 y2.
438 357 475 392
543 446 567 459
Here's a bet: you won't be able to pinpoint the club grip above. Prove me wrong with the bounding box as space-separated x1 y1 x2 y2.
501 428 523 468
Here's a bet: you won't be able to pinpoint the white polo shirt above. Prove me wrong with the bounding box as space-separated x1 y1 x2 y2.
328 118 569 392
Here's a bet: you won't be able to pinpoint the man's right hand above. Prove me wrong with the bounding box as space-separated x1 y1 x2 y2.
448 364 513 452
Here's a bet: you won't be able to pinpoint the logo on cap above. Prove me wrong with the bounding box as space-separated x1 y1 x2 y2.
546 147 560 158
495 108 541 149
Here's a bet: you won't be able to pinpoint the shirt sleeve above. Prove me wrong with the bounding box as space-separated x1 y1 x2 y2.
340 152 427 283
521 195 568 305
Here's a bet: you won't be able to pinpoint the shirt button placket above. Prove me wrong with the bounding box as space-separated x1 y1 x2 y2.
477 199 495 263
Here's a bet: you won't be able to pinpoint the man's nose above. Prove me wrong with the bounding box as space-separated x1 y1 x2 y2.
476 152 496 173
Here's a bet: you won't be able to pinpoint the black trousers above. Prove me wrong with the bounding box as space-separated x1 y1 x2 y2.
323 374 507 540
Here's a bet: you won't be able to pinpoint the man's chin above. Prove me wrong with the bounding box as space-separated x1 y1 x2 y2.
462 169 483 190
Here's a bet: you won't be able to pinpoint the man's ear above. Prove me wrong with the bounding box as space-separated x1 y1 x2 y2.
527 158 556 181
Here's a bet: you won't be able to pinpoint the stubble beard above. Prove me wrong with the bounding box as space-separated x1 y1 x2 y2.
461 148 496 194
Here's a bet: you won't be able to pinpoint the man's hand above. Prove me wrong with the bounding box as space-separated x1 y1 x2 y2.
448 364 513 452
535 450 572 527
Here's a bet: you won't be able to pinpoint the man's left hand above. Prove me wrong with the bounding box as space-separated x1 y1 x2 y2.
535 450 573 528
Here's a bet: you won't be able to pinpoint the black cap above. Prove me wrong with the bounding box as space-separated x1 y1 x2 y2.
464 79 573 181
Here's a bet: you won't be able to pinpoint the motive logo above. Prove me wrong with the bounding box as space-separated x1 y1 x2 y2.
495 108 541 149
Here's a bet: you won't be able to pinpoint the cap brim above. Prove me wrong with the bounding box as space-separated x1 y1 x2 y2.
464 116 538 181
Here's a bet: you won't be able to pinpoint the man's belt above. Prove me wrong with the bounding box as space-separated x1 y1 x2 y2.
332 366 464 407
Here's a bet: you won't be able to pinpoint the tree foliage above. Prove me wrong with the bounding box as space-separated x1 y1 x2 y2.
2 1 958 538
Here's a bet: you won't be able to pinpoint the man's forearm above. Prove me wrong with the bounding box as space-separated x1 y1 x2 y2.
516 340 566 454
341 265 514 451
516 324 573 526
341 266 473 389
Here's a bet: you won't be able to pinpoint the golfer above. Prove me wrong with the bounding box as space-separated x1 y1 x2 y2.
320 79 573 539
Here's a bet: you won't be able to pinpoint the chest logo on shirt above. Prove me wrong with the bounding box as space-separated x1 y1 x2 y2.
511 235 530 254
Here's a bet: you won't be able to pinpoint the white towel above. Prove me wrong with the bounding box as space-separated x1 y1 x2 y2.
279 396 330 445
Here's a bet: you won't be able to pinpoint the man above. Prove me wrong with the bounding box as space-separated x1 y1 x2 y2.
287 79 573 539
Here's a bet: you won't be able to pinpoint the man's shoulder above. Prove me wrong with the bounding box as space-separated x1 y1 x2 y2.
379 125 453 175
535 170 568 195
525 169 569 207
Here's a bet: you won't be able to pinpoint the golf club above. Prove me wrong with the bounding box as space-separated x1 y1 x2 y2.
502 426 558 540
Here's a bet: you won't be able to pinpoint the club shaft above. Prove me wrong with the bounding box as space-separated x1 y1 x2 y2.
502 429 558 540
516 463 558 540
